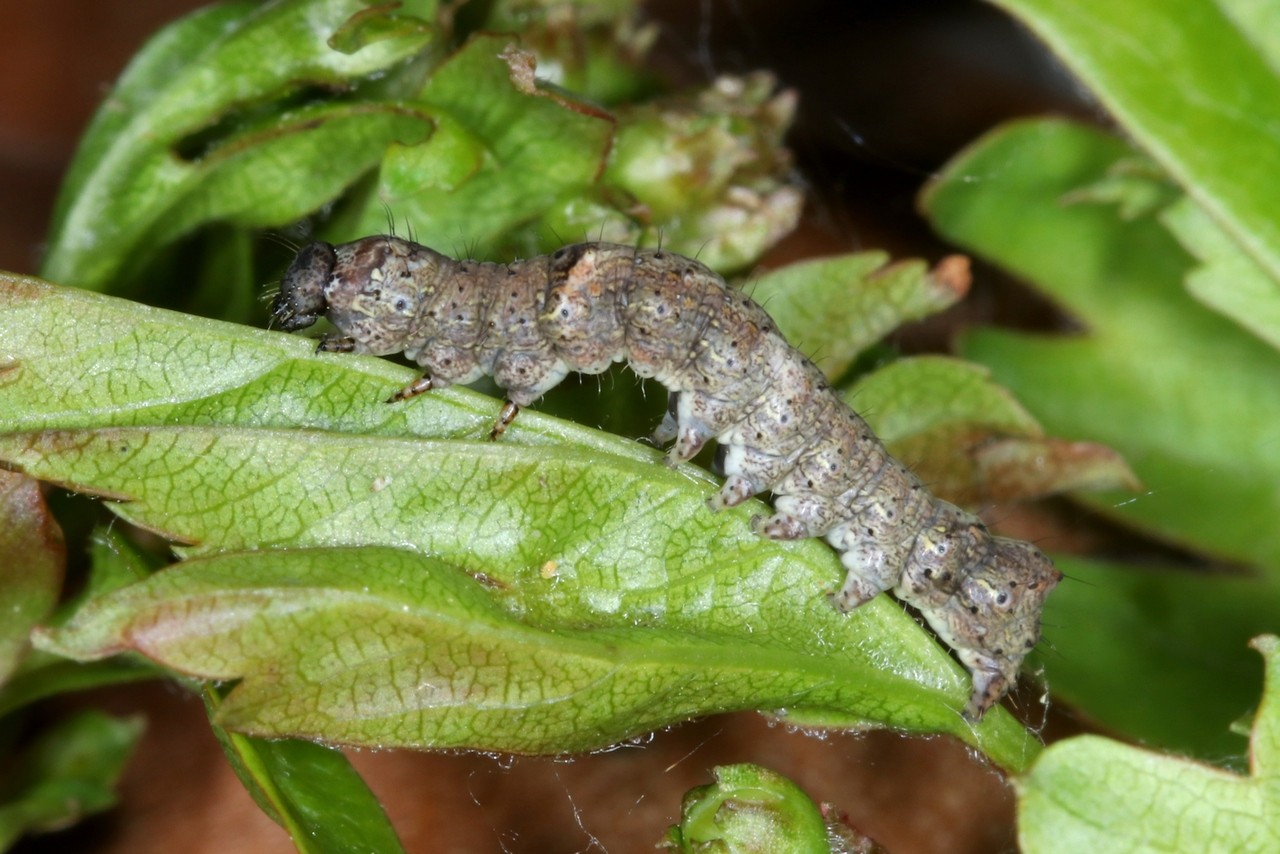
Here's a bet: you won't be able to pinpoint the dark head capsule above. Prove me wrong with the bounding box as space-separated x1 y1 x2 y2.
272 241 336 331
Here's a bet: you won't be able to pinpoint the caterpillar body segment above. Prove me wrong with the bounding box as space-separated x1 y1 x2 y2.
273 235 1061 720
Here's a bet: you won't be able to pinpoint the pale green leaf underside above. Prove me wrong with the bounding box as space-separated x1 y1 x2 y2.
36 547 998 755
847 355 1039 446
0 273 1039 771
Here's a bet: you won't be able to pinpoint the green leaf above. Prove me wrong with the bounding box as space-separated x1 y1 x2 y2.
325 0 435 54
207 688 404 854
1033 556 1280 761
0 711 143 850
750 255 969 382
41 0 434 290
989 0 1280 288
345 33 615 255
1017 636 1280 852
0 471 63 688
921 118 1280 570
1218 0 1280 73
144 102 434 252
0 273 1039 772
851 357 1039 446
664 764 831 853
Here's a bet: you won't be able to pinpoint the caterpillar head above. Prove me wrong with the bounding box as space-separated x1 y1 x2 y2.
939 537 1062 720
272 241 335 331
274 237 433 356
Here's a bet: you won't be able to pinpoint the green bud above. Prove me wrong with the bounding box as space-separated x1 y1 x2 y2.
662 764 834 854
606 73 802 272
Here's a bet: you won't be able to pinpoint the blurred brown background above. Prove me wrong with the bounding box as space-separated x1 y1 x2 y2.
1 2 1092 852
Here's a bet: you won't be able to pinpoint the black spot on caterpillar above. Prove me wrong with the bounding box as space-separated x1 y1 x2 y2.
272 236 1062 721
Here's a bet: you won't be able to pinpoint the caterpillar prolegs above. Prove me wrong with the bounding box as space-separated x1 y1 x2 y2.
272 236 1062 721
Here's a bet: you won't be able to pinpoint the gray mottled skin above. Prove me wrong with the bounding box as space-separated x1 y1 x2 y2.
273 236 1061 720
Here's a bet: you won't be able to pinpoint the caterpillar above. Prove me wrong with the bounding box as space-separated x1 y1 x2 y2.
271 236 1061 721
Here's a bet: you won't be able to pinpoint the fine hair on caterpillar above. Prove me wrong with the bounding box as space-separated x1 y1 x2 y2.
272 235 1062 721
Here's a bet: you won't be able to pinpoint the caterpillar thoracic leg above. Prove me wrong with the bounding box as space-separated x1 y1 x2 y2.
388 374 436 403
